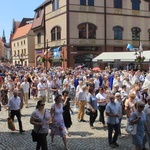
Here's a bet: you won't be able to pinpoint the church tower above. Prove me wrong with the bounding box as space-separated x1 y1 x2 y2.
2 30 6 43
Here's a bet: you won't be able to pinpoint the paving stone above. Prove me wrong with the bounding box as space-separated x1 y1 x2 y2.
0 99 147 150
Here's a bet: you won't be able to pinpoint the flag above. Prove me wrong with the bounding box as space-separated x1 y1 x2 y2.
53 47 60 59
44 48 51 55
139 42 143 51
126 43 133 51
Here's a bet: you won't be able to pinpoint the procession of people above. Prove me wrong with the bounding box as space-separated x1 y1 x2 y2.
0 62 150 150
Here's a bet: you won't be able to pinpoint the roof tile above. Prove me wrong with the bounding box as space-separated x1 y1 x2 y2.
12 23 32 40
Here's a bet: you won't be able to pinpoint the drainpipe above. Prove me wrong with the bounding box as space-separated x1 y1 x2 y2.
104 0 107 52
43 5 46 70
66 0 70 68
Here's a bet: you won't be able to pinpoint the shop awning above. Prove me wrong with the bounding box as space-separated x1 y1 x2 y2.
92 51 150 62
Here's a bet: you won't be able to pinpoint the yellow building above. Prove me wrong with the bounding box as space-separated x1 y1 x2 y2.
12 22 35 66
32 0 150 69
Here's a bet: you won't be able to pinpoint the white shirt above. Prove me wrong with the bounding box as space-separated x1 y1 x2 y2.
8 96 21 110
21 81 30 93
38 82 46 96
94 78 100 90
96 92 107 106
77 90 87 101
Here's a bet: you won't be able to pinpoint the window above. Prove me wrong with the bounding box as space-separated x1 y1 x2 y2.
24 49 26 55
131 27 141 41
18 50 20 55
78 24 86 38
78 23 97 39
17 42 19 46
52 0 59 11
37 32 41 44
22 49 23 55
80 0 86 5
37 9 41 18
14 51 16 56
148 29 150 41
24 40 25 45
88 0 94 6
132 0 140 10
57 27 61 40
88 23 96 39
14 43 15 47
114 0 122 8
113 26 123 40
21 41 23 45
51 26 61 41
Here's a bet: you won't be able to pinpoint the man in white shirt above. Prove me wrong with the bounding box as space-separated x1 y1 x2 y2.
37 78 47 102
8 90 25 133
21 78 30 108
77 85 87 122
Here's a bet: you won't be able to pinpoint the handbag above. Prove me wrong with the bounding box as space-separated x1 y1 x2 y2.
31 110 46 142
7 117 16 131
31 129 39 142
125 122 137 135
85 108 91 115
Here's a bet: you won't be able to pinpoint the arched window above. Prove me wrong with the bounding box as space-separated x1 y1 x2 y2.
131 27 141 41
52 0 59 11
114 0 122 8
78 23 97 39
51 26 61 41
37 33 41 44
80 0 86 5
132 0 140 10
113 26 123 40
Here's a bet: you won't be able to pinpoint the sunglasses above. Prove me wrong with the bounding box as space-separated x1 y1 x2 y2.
40 104 45 106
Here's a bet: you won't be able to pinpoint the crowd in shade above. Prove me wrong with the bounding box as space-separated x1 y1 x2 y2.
0 62 150 150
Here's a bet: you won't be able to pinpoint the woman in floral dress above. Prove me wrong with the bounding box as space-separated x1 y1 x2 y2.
50 94 68 150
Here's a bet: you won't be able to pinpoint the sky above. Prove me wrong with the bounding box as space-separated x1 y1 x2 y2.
0 0 44 42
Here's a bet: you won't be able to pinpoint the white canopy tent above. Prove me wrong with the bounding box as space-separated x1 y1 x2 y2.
92 51 150 62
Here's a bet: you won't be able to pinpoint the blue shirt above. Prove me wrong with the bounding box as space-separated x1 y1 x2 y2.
87 94 98 110
106 101 119 124
8 96 21 110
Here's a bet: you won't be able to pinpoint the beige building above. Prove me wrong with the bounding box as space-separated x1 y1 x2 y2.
12 22 35 66
32 0 150 69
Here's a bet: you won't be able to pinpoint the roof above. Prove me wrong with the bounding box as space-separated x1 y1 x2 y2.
19 18 33 28
92 51 150 62
12 23 32 40
12 21 21 34
34 0 52 11
32 9 44 29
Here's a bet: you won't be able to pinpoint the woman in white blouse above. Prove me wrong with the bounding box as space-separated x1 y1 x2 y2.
96 87 107 128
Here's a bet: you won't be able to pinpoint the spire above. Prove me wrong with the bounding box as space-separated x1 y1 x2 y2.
2 29 6 43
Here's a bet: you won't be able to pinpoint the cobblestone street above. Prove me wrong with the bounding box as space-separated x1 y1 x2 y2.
0 99 137 150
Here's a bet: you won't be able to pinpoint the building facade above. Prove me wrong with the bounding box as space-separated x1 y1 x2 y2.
32 0 150 69
12 22 35 66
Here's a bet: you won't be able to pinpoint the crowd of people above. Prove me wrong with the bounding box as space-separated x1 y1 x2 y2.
0 62 150 150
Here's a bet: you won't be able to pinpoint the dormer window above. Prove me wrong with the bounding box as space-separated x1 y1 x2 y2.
37 9 41 18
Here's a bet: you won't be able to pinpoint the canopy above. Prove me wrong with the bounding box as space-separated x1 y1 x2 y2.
92 51 150 62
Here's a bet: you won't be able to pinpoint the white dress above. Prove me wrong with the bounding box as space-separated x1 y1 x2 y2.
51 103 65 137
